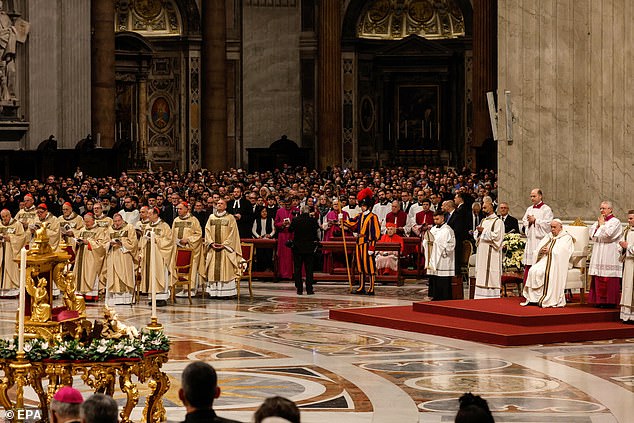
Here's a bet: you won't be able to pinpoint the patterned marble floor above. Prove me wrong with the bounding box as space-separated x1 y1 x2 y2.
1 281 633 423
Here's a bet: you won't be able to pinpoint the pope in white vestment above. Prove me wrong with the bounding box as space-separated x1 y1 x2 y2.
474 204 504 299
619 212 634 321
522 220 574 307
521 189 553 269
423 213 455 300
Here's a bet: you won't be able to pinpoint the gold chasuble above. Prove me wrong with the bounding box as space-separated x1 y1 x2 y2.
15 206 37 230
105 222 138 296
203 212 242 297
171 214 203 283
73 225 108 294
58 212 84 244
0 219 26 292
140 220 173 296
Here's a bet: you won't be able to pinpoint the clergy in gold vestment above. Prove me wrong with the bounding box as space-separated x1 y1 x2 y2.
57 202 84 246
73 213 108 296
203 199 242 298
171 202 202 297
34 204 61 251
619 211 634 321
522 219 574 307
15 194 37 237
105 213 138 306
140 208 173 306
0 209 26 297
93 202 114 287
473 202 505 299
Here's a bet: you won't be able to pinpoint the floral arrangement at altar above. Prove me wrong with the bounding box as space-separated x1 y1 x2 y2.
503 233 526 271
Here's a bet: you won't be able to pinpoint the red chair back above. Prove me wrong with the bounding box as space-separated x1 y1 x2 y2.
241 243 252 259
175 249 192 273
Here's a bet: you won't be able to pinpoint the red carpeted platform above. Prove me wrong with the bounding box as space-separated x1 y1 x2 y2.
329 297 634 346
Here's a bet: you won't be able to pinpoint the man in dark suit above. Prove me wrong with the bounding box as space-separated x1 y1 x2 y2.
289 205 320 295
178 361 241 423
227 186 252 238
498 202 520 234
447 194 471 274
161 192 180 226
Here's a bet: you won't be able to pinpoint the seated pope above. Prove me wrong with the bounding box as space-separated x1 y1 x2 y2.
522 219 574 307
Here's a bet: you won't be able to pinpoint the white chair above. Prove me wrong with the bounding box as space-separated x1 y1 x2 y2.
563 224 589 303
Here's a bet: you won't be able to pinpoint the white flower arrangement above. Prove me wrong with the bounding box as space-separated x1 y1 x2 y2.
503 233 526 270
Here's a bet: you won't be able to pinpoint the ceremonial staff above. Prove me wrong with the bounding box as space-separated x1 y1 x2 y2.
339 213 353 292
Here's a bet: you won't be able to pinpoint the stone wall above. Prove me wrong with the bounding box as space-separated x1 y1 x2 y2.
242 3 301 154
497 0 634 220
25 0 91 149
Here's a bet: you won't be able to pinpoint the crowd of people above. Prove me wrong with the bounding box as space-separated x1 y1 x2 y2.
0 165 499 301
48 361 494 423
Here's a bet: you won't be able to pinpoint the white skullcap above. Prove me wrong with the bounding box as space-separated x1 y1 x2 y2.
552 218 563 225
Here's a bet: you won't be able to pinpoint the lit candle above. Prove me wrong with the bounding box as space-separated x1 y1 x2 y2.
18 247 26 354
150 231 157 319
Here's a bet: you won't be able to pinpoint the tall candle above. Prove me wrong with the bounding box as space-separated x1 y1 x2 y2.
150 231 157 319
18 247 26 354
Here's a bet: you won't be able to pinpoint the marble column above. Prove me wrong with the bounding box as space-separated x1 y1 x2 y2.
471 0 497 149
317 0 342 170
138 78 148 158
201 0 228 170
91 0 116 148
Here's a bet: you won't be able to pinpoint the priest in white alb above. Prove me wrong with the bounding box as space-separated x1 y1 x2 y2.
619 210 634 321
521 188 553 281
423 211 455 301
522 219 574 307
473 202 504 299
588 201 623 308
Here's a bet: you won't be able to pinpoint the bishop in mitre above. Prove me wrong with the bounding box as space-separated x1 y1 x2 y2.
473 202 505 299
105 213 138 306
73 213 108 298
0 209 26 297
522 219 574 307
140 207 173 306
202 199 243 298
171 202 202 297
619 210 634 322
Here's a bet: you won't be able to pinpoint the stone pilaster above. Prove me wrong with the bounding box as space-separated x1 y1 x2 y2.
91 0 115 148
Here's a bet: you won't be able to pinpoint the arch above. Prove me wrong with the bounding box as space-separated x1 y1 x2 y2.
342 0 472 42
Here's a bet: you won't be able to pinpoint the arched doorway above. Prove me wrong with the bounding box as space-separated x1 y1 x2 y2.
114 0 201 171
341 0 474 169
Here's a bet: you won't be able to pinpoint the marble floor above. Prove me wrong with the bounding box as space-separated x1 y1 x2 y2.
1 281 633 423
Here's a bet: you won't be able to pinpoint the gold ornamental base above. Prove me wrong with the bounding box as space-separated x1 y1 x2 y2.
0 352 169 423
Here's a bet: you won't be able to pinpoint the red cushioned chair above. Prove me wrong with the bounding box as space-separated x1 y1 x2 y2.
239 242 254 298
172 247 194 304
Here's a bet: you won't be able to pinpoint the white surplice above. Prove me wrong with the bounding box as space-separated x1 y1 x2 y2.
424 224 455 277
522 230 574 307
474 215 504 299
620 226 634 321
588 216 623 278
521 202 553 266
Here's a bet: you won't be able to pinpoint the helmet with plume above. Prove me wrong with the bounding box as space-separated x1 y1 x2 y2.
357 188 375 208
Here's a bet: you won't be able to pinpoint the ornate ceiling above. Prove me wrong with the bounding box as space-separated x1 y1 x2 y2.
357 0 465 40
115 0 182 36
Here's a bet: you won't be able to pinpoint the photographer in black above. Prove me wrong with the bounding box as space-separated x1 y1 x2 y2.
289 205 320 295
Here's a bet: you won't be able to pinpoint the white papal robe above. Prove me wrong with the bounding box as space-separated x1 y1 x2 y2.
521 202 553 266
522 231 574 307
620 226 634 321
474 215 504 299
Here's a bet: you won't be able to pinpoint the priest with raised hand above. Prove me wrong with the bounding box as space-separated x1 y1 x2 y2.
140 207 173 307
423 210 455 301
521 188 553 281
473 202 505 299
521 219 574 307
202 198 243 299
619 210 634 322
105 213 138 306
0 209 26 297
